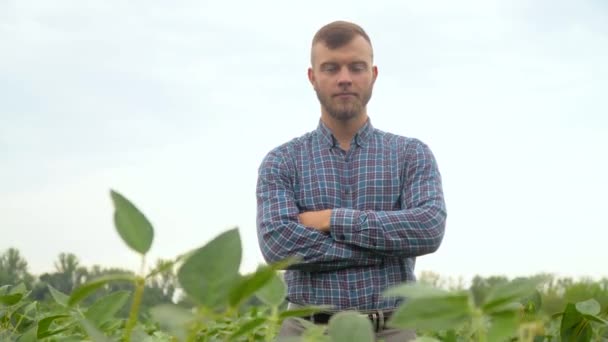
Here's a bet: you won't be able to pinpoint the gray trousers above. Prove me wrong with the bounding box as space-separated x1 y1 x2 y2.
277 303 416 342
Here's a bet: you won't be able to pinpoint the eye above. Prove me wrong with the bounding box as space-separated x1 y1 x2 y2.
350 63 368 72
321 64 339 73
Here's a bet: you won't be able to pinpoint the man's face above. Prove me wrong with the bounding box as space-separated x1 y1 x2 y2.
308 35 378 122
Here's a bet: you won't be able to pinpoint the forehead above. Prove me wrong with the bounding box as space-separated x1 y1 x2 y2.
311 35 373 66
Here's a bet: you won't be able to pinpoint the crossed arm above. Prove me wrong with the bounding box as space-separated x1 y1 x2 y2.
256 141 447 272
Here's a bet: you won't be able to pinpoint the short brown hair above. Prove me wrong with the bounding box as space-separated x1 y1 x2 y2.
311 21 373 63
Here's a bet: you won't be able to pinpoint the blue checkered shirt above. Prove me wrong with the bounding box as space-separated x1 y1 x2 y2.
256 119 446 310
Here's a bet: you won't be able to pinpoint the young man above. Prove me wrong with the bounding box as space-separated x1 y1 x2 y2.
256 21 447 341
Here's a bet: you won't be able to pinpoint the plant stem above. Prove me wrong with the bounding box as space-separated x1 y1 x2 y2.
266 306 279 342
473 309 487 342
124 256 146 342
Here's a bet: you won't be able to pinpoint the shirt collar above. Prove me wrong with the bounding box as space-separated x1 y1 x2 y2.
316 118 374 148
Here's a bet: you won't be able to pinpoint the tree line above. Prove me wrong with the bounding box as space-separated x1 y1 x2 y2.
2 247 607 319
0 247 178 318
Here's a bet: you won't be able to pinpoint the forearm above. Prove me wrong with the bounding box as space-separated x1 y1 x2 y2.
256 152 382 272
330 140 447 257
329 203 446 257
258 218 383 272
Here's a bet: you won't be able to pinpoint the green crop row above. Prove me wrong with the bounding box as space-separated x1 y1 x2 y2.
1 190 606 341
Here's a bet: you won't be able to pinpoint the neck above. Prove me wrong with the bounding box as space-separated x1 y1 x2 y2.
321 112 368 151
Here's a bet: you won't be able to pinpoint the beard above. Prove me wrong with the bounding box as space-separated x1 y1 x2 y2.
315 86 374 122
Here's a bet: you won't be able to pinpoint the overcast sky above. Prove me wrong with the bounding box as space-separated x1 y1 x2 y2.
1 0 607 282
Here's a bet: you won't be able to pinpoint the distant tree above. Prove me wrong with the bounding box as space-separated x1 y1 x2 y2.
470 275 509 306
0 248 34 288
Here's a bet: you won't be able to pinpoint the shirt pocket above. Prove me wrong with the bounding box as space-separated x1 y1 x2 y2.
355 159 402 211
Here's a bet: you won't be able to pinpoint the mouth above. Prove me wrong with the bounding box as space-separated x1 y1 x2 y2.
333 92 357 98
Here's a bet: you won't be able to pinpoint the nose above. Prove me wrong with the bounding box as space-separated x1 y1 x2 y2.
336 68 352 87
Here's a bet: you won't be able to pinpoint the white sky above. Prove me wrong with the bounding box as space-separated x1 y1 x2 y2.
1 0 607 281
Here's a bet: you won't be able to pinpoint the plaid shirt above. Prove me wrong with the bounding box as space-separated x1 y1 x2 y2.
256 119 446 310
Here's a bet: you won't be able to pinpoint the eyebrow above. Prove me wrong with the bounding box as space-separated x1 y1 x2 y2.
319 61 369 68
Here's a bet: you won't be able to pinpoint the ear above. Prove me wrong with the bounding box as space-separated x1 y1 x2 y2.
307 67 315 86
372 65 378 83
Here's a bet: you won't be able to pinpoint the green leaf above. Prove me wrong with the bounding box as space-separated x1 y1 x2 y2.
575 299 601 316
85 291 131 326
80 319 113 342
388 293 472 332
0 293 23 306
482 278 541 314
256 272 287 307
229 317 267 341
561 303 593 342
229 258 295 308
520 290 542 315
582 313 608 325
328 311 374 342
383 283 451 299
150 304 195 342
37 314 71 339
177 228 242 309
17 325 37 342
48 284 69 307
9 283 27 294
23 301 37 315
110 189 154 255
68 274 136 307
487 310 519 341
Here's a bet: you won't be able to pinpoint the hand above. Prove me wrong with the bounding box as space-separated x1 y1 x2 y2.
298 210 332 233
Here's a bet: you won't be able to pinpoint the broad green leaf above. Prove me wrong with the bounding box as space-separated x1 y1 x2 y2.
37 314 70 338
110 189 154 255
302 322 331 341
48 285 69 307
18 325 37 342
0 293 23 306
68 274 136 307
383 283 451 299
0 285 8 295
23 301 37 315
150 304 194 327
256 272 287 307
388 293 472 332
328 311 374 342
80 319 113 342
278 306 334 320
229 258 295 308
229 317 267 341
575 299 600 316
487 310 519 342
177 228 242 309
482 278 542 314
150 304 195 342
561 303 592 342
9 283 27 294
85 291 131 326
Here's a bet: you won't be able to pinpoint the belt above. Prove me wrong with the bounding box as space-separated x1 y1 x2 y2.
301 310 393 331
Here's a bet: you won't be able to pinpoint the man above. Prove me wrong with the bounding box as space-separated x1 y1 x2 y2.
256 20 447 341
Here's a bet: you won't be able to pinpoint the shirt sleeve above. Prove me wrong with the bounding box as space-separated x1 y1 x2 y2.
330 140 447 257
256 150 383 272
